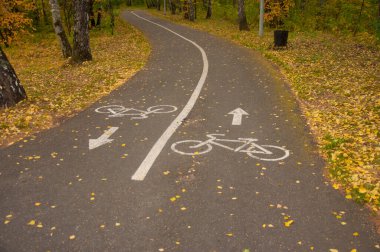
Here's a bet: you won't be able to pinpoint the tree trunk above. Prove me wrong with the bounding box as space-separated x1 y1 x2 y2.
88 0 96 28
194 0 197 19
62 0 73 35
33 0 41 25
189 0 195 21
238 0 249 30
72 0 92 63
170 0 177 14
157 0 161 10
0 47 27 108
107 0 115 35
96 8 102 26
206 0 212 18
41 0 49 24
354 0 365 35
177 0 182 12
49 0 72 58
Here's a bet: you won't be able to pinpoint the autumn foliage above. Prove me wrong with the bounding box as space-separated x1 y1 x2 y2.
264 0 294 28
0 0 34 46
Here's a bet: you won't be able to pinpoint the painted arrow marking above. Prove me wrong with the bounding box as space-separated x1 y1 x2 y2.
228 108 249 126
89 127 119 150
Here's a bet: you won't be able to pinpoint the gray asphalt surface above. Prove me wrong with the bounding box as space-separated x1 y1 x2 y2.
0 10 378 251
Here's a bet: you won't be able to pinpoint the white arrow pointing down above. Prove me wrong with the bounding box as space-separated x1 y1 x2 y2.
228 108 249 126
89 127 119 150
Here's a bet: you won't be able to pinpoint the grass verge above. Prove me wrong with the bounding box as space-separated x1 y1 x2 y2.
1 14 150 146
144 7 380 211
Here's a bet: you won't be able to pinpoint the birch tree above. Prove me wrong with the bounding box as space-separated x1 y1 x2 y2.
0 47 27 108
49 0 72 58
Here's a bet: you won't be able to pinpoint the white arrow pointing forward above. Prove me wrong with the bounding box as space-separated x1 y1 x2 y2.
228 108 249 126
89 127 119 150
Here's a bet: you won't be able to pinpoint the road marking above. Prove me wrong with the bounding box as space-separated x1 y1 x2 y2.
130 12 209 181
95 105 177 119
228 108 249 126
171 133 290 161
89 127 119 150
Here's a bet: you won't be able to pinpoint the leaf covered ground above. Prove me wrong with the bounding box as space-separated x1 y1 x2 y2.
1 16 150 146
146 9 380 211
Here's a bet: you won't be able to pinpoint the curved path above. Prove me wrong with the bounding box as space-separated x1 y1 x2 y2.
0 11 378 251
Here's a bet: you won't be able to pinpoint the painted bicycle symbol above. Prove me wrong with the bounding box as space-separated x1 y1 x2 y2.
171 134 290 161
95 105 178 119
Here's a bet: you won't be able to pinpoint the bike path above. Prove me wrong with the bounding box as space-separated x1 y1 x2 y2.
0 10 378 251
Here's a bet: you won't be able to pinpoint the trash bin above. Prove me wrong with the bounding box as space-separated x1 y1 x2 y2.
274 30 289 47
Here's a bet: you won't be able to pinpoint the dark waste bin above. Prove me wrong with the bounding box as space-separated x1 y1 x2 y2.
274 30 289 47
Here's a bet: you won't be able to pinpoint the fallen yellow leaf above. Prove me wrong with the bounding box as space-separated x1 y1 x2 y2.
170 197 176 202
27 220 36 226
284 220 294 227
358 186 367 194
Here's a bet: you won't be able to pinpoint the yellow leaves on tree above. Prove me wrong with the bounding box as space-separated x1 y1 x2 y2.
0 0 35 46
264 0 294 28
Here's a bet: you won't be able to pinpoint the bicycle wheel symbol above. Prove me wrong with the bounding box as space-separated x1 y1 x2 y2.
171 140 212 155
147 105 178 114
95 105 125 114
246 145 289 161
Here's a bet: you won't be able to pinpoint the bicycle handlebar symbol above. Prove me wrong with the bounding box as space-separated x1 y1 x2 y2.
95 105 178 119
171 134 290 161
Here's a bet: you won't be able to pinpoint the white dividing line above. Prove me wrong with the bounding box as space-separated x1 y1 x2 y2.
130 11 209 181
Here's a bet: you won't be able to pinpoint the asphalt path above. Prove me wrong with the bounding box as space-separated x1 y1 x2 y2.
0 11 378 251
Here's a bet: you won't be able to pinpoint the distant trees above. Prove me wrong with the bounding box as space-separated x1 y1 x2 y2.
143 0 379 37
